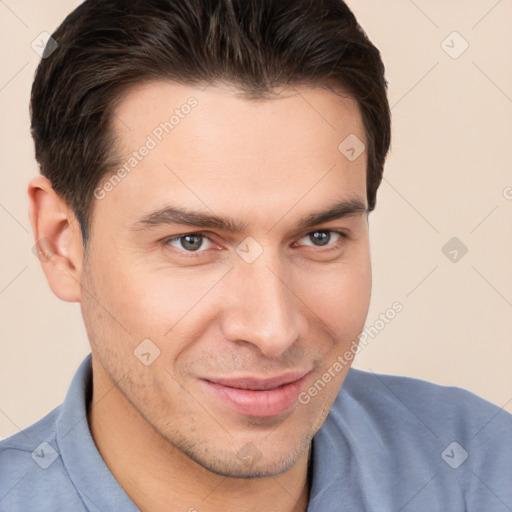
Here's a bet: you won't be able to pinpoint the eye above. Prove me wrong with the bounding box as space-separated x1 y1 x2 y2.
164 232 214 252
294 230 347 250
162 229 348 256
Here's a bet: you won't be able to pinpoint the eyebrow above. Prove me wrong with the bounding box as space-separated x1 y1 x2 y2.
132 197 367 233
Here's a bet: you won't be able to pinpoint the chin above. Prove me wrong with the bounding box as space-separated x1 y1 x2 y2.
173 435 311 479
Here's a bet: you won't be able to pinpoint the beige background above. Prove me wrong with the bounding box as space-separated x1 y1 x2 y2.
1 1 511 440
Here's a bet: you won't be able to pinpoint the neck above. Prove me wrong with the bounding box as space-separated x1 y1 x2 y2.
87 359 310 512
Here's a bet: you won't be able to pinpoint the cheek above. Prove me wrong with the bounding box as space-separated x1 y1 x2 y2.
298 253 372 336
89 254 232 365
123 267 229 332
86 244 183 329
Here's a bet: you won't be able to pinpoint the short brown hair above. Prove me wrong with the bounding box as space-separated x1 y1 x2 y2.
30 0 391 246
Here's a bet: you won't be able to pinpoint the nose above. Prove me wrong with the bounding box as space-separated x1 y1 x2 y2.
221 254 306 359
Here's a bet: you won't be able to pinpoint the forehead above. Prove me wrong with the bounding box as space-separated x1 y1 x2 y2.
111 80 365 154
96 81 367 231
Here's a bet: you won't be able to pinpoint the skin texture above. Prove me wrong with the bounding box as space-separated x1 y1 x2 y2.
28 82 372 512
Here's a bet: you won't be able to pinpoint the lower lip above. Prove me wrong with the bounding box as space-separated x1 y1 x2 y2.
202 374 309 418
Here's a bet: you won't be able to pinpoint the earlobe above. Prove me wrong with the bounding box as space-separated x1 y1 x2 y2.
28 175 84 303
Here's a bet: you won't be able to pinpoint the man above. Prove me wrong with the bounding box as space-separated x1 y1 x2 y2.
1 0 511 511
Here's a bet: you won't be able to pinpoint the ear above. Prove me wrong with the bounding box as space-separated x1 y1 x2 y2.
28 175 84 302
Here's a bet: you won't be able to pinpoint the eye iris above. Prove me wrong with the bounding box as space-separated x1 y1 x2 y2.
310 231 330 246
176 232 335 251
181 234 203 251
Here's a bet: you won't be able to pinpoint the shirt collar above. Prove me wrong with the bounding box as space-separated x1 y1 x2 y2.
56 354 138 512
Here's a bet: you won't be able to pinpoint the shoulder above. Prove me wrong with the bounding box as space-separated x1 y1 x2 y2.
0 407 86 511
335 368 511 496
339 367 512 437
310 369 512 510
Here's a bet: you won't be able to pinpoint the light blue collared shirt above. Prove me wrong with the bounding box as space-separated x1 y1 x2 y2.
1 354 511 511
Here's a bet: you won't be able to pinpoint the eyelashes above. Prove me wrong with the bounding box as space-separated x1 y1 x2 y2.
162 229 348 256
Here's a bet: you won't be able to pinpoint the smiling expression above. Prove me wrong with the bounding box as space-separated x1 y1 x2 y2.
81 81 372 477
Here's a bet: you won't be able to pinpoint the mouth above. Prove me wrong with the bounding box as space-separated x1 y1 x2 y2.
201 371 311 418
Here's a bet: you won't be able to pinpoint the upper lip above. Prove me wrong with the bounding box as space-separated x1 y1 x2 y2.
204 371 310 391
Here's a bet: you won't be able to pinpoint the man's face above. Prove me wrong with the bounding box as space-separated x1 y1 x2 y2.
81 82 371 477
